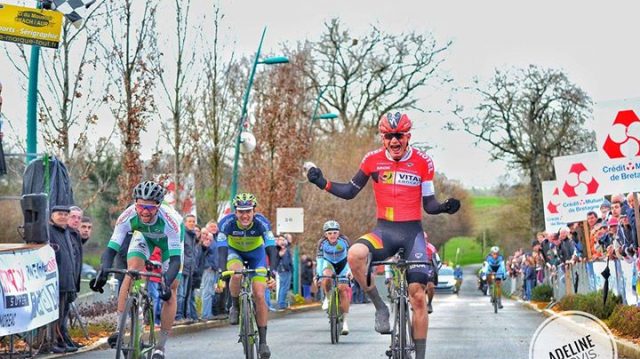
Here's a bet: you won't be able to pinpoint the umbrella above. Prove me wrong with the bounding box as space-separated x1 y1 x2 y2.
601 259 611 306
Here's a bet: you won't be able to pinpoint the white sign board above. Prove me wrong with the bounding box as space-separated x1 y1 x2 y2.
276 207 304 234
593 101 640 193
553 152 604 223
0 245 59 336
541 181 567 233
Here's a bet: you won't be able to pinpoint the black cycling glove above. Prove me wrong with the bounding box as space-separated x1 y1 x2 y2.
307 167 327 190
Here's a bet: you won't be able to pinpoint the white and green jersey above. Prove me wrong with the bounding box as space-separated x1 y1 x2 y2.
108 204 185 259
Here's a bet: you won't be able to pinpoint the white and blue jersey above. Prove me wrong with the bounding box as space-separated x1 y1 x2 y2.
316 235 351 281
482 254 506 280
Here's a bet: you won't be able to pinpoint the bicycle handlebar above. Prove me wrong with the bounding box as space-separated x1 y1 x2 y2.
371 260 431 267
105 268 163 279
221 268 269 278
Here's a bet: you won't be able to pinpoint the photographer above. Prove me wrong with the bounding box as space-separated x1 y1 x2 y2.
275 234 293 310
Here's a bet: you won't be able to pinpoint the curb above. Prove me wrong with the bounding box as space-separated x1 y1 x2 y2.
514 296 640 359
39 303 321 358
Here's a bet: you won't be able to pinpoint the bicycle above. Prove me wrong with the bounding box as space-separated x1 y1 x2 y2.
105 261 164 359
454 278 462 296
221 265 267 359
487 272 500 314
371 248 430 359
317 274 344 344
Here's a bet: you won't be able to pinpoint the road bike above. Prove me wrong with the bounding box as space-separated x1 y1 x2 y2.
317 274 344 344
221 265 267 359
106 261 163 359
372 248 430 359
488 272 499 314
454 278 462 296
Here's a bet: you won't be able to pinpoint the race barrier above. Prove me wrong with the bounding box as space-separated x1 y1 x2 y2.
0 243 59 336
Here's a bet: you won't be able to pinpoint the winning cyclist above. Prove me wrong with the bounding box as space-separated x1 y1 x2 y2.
481 246 506 309
316 220 351 335
307 112 461 359
90 181 184 359
217 193 278 359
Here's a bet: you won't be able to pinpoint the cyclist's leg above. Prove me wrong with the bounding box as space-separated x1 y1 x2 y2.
157 240 180 353
226 248 244 324
119 232 149 312
321 262 336 295
407 229 431 359
246 247 271 357
335 260 351 315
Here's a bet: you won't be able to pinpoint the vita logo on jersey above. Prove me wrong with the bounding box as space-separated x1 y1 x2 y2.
380 171 421 186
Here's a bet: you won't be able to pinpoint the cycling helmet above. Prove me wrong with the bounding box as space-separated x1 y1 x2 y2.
323 220 340 232
490 246 500 254
233 193 258 210
378 112 412 134
133 181 166 203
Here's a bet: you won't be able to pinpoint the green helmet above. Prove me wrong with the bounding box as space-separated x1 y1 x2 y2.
323 220 340 232
233 192 258 210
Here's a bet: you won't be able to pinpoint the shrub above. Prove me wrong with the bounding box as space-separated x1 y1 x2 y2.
556 290 620 319
531 284 553 302
608 305 640 338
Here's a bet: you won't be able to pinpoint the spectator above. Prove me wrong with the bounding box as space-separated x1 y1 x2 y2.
600 199 611 222
67 206 84 298
523 255 536 301
176 214 197 322
558 228 576 263
79 216 92 245
275 234 293 310
48 205 78 353
300 255 314 301
209 220 231 317
626 192 637 248
190 225 203 321
199 227 218 320
531 240 545 284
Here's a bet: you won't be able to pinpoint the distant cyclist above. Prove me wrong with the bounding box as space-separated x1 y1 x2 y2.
316 220 351 335
481 246 506 309
217 193 278 359
453 265 463 294
90 181 183 359
307 112 461 359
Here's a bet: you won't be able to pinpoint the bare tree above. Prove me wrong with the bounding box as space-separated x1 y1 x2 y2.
99 0 160 209
241 51 313 220
195 5 243 220
306 18 452 132
454 65 595 232
157 0 199 213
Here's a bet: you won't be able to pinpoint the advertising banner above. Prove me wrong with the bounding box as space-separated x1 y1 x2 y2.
0 3 63 48
541 181 567 233
0 244 59 336
553 152 604 223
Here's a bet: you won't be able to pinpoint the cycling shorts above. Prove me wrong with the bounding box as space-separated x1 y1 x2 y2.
227 246 267 283
318 258 350 284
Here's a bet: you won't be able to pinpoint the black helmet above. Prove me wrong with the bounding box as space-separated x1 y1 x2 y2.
132 181 166 204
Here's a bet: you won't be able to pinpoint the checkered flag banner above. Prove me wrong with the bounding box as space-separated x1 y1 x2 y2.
52 0 97 28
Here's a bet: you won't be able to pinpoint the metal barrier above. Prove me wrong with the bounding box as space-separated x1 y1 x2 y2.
504 260 638 305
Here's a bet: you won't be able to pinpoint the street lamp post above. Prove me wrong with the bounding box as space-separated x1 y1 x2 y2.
292 88 338 295
26 1 43 163
229 27 288 206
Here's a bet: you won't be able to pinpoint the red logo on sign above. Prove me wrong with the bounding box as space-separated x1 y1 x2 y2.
547 187 560 214
602 110 640 158
561 163 599 197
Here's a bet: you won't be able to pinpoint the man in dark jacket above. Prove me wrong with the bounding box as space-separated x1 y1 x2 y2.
276 235 293 310
49 205 78 353
199 227 218 320
176 214 197 322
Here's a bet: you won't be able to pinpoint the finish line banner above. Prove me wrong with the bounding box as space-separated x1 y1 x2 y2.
0 244 59 336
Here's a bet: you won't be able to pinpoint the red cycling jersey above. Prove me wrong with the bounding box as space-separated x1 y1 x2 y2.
360 146 435 222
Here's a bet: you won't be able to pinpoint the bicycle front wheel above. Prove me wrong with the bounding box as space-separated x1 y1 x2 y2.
116 297 138 359
142 299 156 359
329 289 340 344
240 296 258 359
492 284 498 314
398 300 412 359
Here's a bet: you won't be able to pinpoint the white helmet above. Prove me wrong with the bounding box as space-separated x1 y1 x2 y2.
490 246 500 254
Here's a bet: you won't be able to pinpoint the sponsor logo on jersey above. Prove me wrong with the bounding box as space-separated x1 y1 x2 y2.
406 162 414 167
380 171 394 184
395 172 421 186
160 207 180 233
376 165 391 170
116 206 136 225
232 231 244 236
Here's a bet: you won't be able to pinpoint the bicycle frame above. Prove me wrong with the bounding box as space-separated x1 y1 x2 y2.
106 264 162 359
372 249 430 359
318 274 343 344
487 272 499 314
221 266 267 359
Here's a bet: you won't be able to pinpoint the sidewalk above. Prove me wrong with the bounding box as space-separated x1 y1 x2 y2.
38 302 321 358
515 296 640 359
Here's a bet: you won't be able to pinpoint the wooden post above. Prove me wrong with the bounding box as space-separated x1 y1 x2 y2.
582 220 592 260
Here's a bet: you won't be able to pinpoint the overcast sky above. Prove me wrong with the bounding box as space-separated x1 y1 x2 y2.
2 0 640 188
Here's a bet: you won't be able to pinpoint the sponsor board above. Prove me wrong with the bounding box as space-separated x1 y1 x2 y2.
541 181 567 233
0 3 63 48
553 152 604 223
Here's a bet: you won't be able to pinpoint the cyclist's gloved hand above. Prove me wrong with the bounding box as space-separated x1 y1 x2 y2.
442 198 461 214
159 279 172 301
307 167 327 190
89 270 107 293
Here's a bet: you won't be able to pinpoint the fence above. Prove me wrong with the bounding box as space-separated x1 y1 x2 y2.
504 259 638 305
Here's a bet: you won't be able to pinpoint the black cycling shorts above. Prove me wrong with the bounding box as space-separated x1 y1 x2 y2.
356 219 434 285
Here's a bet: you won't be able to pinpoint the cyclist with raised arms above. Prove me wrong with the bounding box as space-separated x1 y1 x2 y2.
316 219 351 335
481 246 506 309
307 112 461 359
90 181 184 359
217 193 278 359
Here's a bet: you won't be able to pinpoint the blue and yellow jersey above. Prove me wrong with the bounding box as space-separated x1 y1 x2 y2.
217 212 276 252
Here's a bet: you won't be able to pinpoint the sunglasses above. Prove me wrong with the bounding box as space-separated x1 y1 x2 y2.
135 203 159 212
383 132 407 140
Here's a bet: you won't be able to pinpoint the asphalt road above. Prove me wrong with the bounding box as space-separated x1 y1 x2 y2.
70 267 552 358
